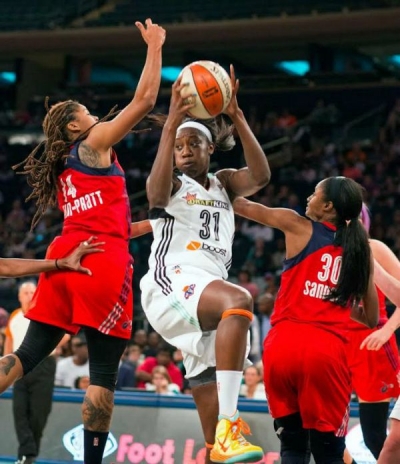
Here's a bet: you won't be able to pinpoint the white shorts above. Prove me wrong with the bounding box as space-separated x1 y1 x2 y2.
140 267 250 378
390 397 400 420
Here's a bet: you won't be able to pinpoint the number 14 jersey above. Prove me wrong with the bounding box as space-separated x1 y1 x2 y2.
148 173 234 279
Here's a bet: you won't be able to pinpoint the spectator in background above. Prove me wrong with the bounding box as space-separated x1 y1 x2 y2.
245 237 272 277
116 343 143 390
145 366 180 395
257 292 275 343
230 219 253 276
136 344 184 391
143 331 162 358
4 281 55 464
240 366 267 400
55 332 89 389
277 109 297 129
237 269 260 300
74 375 90 391
132 329 148 352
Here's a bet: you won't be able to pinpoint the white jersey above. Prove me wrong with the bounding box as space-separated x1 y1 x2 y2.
147 173 234 284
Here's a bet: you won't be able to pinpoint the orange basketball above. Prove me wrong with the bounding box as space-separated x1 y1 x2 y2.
180 61 232 119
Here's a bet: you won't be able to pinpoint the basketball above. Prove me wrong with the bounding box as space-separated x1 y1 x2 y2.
180 60 232 119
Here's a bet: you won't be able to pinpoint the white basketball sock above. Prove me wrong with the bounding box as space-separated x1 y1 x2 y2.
216 370 243 418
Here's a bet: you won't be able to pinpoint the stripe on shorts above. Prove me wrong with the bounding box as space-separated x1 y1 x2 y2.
98 302 123 334
154 217 174 295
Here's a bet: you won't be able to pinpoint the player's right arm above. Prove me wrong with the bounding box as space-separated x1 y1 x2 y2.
146 79 195 209
86 19 166 153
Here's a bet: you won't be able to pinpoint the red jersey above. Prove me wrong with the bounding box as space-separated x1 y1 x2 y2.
58 142 131 240
271 221 350 339
348 287 387 330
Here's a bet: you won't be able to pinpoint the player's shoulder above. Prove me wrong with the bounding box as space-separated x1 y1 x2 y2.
7 309 22 324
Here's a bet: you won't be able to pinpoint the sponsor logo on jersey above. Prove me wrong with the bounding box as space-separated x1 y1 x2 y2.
183 284 196 299
182 192 229 210
122 320 132 330
380 381 395 393
172 265 182 274
186 241 227 257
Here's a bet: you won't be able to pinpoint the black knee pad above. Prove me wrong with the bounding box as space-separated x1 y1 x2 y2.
274 413 310 457
309 430 345 464
359 402 389 460
15 321 65 375
84 327 127 392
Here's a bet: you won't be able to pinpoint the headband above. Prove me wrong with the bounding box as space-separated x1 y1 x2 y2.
177 121 213 142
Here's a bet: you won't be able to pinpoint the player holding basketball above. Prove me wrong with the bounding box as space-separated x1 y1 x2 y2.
0 18 165 464
233 177 378 464
140 66 270 463
343 204 400 463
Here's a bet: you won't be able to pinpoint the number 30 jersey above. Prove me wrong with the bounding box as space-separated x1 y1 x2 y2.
148 173 234 279
271 221 350 339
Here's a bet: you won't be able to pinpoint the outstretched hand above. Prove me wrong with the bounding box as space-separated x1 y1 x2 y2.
57 236 104 275
135 18 166 48
360 327 392 351
167 77 197 125
222 64 240 119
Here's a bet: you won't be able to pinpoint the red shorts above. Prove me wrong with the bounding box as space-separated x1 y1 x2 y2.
346 328 399 401
263 321 351 436
27 232 133 339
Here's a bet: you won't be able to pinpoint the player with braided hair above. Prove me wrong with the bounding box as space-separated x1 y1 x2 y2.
0 18 165 464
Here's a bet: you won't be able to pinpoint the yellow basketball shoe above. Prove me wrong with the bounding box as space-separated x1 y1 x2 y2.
210 411 264 463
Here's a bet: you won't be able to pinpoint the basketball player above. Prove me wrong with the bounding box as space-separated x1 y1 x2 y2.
140 68 270 463
233 177 378 464
0 18 165 464
344 204 400 463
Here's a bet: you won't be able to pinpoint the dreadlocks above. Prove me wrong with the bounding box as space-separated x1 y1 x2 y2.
13 98 118 229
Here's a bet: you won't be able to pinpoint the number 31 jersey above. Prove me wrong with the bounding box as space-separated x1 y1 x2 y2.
148 173 234 279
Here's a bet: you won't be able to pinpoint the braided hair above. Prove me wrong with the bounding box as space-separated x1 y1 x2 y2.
13 98 118 229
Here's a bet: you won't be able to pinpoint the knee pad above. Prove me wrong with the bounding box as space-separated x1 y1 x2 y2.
222 309 253 322
15 321 65 375
309 430 345 464
188 366 216 388
274 414 309 455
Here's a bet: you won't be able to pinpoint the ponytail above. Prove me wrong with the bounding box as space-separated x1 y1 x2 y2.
325 218 371 307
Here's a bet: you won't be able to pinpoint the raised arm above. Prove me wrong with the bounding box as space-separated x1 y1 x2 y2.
146 79 194 209
87 19 166 152
217 65 270 198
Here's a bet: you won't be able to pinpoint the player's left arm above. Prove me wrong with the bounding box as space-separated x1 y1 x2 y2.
130 220 153 239
218 65 271 198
